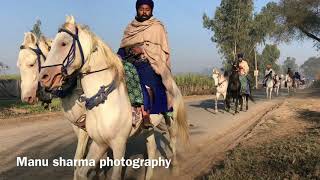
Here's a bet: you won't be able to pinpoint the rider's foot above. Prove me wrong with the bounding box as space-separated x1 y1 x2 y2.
142 110 153 129
143 117 154 129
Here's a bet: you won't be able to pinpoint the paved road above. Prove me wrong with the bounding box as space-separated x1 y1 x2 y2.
0 89 289 180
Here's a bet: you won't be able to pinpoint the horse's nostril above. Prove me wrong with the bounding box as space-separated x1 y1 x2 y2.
23 96 33 103
41 74 49 81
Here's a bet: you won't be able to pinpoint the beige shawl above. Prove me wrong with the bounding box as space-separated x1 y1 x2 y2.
120 17 174 98
239 60 249 76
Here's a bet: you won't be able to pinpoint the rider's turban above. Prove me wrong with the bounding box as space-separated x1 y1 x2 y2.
136 0 154 10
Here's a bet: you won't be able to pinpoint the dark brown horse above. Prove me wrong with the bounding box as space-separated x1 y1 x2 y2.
225 63 254 114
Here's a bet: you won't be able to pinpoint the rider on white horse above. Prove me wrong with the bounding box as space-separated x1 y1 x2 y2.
263 64 274 87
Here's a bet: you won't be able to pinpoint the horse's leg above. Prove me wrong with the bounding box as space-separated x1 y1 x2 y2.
235 93 239 114
145 130 157 180
215 93 219 113
109 138 126 180
225 95 230 112
222 93 227 113
239 96 243 111
246 95 249 111
74 128 89 160
75 141 107 180
270 87 273 99
266 87 269 99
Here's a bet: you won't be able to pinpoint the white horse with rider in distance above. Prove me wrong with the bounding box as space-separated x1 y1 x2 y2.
263 65 275 100
273 73 281 96
285 74 295 95
212 68 228 113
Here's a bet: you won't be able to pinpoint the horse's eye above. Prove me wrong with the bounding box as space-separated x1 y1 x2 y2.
61 42 67 47
30 64 34 67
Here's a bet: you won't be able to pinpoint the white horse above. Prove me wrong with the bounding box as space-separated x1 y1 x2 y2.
17 32 90 175
39 16 189 180
280 74 286 89
285 74 295 95
273 74 281 96
265 73 274 99
212 69 228 113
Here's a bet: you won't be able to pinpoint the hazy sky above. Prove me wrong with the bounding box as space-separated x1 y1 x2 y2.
0 0 318 74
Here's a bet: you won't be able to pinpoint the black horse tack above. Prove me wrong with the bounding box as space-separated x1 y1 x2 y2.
41 26 115 110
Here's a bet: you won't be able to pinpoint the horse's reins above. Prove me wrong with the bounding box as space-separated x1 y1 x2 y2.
213 73 227 87
218 79 227 86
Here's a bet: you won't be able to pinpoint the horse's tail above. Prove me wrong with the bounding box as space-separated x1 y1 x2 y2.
176 95 190 145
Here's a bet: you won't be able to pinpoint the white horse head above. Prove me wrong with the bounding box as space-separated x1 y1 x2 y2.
40 15 124 90
17 32 51 104
212 68 221 86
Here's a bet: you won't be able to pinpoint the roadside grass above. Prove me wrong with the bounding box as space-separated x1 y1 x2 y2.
0 74 20 80
175 73 215 96
204 128 320 180
202 102 320 180
0 99 61 118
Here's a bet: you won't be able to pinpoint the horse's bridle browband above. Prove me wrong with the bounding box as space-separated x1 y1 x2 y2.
20 43 46 72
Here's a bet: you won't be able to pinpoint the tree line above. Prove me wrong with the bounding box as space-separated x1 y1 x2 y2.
203 0 320 79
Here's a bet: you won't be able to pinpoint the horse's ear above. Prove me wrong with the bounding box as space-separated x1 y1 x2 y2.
23 32 37 45
66 15 75 25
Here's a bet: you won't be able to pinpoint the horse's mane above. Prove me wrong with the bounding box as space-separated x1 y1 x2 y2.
61 23 125 84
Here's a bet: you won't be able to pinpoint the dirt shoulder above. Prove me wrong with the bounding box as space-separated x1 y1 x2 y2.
201 88 320 179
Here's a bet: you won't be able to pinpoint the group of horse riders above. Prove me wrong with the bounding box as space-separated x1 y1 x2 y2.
223 52 303 95
262 65 303 89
